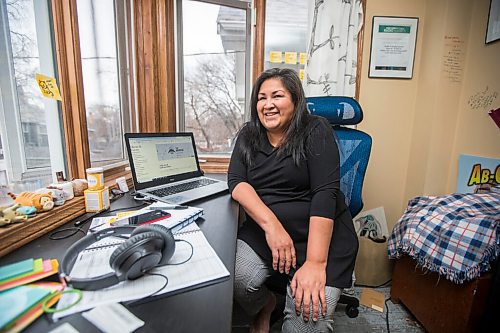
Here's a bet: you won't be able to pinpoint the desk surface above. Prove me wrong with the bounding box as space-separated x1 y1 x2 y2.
0 189 239 333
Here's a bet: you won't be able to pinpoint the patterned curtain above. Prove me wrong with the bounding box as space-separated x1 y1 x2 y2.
303 0 363 97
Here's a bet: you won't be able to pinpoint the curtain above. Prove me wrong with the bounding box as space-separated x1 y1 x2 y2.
303 0 363 97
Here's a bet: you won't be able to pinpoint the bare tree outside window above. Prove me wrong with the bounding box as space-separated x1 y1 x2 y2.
6 0 50 169
184 54 244 153
76 0 126 166
179 0 250 156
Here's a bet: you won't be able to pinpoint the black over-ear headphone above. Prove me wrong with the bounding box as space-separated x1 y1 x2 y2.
60 224 175 291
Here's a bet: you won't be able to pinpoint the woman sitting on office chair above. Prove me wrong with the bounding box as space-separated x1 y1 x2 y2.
228 68 358 333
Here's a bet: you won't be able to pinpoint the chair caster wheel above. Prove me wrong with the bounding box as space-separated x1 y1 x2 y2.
345 305 359 318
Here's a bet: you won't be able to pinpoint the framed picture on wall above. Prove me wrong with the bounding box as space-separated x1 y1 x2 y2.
368 16 419 79
486 0 500 44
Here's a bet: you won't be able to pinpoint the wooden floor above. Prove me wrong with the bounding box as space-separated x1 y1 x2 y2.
232 287 425 333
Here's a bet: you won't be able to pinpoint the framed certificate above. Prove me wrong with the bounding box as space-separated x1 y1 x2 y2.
368 16 419 79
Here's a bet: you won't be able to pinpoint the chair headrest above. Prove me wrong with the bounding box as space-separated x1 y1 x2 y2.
306 96 363 126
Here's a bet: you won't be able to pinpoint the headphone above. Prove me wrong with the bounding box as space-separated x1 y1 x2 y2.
60 224 175 291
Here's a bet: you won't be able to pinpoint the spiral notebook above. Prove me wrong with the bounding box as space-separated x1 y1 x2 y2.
88 203 204 234
53 223 230 319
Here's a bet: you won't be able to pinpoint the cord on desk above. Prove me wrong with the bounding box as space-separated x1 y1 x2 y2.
166 239 194 265
124 271 169 307
49 227 87 240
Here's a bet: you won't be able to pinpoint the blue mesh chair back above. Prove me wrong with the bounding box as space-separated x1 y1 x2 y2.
307 96 372 217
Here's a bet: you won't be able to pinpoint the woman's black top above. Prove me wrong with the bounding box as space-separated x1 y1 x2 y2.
228 115 358 288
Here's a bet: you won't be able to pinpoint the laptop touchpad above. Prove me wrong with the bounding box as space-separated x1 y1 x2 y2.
167 195 187 203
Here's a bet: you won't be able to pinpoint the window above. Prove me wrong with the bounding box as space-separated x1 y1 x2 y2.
76 0 134 167
0 0 65 191
263 0 308 78
177 0 251 155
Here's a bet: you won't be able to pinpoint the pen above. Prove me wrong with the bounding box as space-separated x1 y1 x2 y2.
147 205 188 210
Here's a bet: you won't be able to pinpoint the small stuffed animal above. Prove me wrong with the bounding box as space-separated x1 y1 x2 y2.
16 205 37 217
0 203 28 226
14 192 54 212
72 179 88 197
42 188 66 206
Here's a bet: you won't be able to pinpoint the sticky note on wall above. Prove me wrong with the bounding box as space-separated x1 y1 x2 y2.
284 52 297 64
269 51 283 63
299 52 307 65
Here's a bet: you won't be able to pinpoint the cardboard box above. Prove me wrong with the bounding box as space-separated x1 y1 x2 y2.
84 187 110 212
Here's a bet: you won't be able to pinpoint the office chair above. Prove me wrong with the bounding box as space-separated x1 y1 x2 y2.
307 95 372 318
266 96 371 324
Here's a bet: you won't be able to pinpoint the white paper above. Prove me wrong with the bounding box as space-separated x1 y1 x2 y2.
82 303 144 333
48 322 80 333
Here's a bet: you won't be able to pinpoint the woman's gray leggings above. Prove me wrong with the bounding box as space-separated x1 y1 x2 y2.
234 240 342 332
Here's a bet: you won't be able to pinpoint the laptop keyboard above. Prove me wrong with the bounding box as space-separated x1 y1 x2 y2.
148 178 218 197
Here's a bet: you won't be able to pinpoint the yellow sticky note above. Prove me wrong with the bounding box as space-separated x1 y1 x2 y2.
284 52 297 64
299 69 305 81
116 211 137 218
299 52 307 65
269 51 283 63
35 73 62 101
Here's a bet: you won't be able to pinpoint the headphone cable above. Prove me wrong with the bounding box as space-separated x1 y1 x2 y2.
165 239 194 265
124 271 169 307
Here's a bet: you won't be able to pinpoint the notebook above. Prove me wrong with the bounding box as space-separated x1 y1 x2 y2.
124 132 228 204
53 223 230 319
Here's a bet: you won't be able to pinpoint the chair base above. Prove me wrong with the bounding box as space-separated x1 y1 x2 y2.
339 294 359 318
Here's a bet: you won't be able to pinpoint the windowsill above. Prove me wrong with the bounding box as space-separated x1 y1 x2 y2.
0 171 134 257
0 196 86 257
199 155 230 174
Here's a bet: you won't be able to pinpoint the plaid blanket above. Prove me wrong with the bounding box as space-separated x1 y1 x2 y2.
388 190 500 284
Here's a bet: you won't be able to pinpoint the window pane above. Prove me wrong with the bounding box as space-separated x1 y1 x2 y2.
264 0 308 78
0 0 65 190
181 0 249 154
76 0 127 166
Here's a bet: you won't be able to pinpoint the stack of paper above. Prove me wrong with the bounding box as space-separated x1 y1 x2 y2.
0 258 59 292
0 282 63 332
0 259 62 332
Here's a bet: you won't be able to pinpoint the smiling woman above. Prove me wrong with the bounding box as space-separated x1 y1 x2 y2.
228 68 358 332
256 78 295 146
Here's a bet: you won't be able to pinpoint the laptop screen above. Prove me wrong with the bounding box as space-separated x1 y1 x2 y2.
125 133 201 188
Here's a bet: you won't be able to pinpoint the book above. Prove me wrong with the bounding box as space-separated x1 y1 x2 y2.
53 223 230 319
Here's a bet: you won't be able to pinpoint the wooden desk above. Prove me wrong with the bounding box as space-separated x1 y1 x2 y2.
0 191 239 333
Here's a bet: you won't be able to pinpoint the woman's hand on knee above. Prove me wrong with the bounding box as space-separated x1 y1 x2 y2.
290 261 327 322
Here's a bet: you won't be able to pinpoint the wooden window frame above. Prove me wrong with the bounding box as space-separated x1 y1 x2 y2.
0 0 142 256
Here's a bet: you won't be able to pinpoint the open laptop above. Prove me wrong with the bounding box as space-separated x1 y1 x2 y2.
124 132 228 204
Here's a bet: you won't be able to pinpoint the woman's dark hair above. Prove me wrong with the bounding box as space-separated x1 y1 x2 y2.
239 68 312 166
